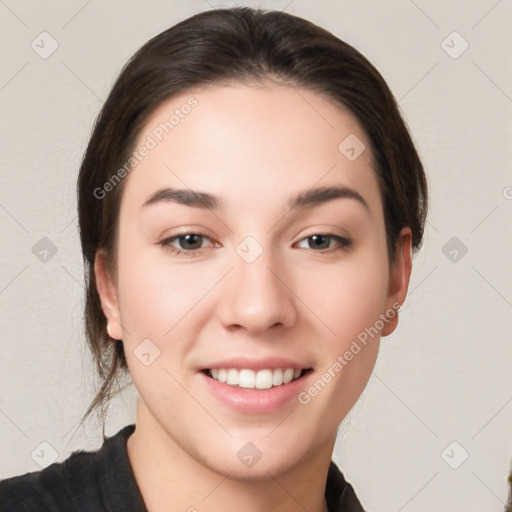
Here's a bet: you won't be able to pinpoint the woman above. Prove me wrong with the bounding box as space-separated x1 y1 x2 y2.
0 7 427 511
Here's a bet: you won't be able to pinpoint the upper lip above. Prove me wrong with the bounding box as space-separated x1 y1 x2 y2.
200 356 311 371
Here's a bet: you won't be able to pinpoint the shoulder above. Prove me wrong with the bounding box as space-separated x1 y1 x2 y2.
326 461 366 512
0 424 137 512
0 448 103 511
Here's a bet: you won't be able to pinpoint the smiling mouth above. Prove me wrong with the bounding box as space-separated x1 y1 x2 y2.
203 367 312 390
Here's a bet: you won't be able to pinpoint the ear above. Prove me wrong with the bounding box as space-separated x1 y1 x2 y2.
94 250 123 340
381 227 413 337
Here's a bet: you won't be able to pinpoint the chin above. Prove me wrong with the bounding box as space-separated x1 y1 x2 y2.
205 447 303 482
189 428 316 482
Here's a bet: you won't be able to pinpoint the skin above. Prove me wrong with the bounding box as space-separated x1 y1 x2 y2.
95 82 412 512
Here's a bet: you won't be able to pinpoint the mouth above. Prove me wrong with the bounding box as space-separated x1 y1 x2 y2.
202 367 312 390
198 357 314 414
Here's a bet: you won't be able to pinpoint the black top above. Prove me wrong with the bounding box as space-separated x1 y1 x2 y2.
0 424 365 511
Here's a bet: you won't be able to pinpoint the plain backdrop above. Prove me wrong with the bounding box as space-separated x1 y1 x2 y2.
1 1 511 510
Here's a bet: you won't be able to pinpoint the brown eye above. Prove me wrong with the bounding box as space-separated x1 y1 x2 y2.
159 233 214 257
308 234 330 250
175 234 204 250
296 234 351 252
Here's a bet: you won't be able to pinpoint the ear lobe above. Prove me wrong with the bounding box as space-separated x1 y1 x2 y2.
381 227 412 337
94 250 123 340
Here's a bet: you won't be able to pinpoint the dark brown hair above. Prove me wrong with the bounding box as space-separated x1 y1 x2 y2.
77 7 428 432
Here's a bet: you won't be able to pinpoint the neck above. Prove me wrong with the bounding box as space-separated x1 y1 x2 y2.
126 398 333 512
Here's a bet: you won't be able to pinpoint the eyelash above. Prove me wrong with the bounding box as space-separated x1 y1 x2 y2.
158 232 352 257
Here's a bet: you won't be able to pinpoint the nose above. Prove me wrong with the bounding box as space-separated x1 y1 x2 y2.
216 245 298 334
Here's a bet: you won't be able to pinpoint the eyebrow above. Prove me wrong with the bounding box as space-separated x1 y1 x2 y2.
142 185 369 212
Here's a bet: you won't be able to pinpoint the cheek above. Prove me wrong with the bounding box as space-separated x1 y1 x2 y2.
297 252 389 344
115 244 209 340
114 247 200 403
294 245 388 417
297 260 386 422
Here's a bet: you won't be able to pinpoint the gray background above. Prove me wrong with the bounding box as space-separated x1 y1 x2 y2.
1 0 511 510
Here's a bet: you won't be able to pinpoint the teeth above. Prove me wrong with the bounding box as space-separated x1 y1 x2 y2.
208 368 303 389
255 369 273 389
227 369 239 386
283 368 294 384
239 369 255 388
272 368 283 386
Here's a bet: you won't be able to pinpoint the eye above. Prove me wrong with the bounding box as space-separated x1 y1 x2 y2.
158 232 351 257
296 233 351 252
159 233 216 257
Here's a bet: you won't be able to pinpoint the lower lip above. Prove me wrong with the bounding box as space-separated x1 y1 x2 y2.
200 371 310 415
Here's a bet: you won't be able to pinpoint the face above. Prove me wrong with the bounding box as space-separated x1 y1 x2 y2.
96 82 411 479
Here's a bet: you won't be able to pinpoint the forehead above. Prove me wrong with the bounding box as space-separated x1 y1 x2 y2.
120 82 381 218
